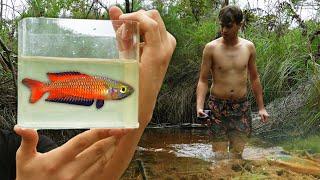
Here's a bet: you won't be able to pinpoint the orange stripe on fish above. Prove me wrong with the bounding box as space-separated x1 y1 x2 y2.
22 71 134 109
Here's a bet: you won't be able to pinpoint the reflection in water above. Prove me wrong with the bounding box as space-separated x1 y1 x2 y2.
122 128 320 179
170 143 215 162
242 146 289 160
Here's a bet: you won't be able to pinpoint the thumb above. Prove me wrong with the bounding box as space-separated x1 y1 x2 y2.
14 125 39 159
199 111 207 117
109 6 123 20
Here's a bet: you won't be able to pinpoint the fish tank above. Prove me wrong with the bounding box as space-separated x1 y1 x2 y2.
18 18 139 129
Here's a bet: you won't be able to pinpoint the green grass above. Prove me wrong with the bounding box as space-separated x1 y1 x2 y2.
282 135 320 153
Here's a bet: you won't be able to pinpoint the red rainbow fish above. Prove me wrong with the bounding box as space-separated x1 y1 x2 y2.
22 71 134 109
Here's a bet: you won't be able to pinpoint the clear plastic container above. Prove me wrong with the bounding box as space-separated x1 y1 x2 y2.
18 18 139 129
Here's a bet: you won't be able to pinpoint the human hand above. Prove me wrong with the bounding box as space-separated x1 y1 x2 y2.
259 108 269 123
109 7 176 127
14 125 128 180
197 108 207 117
92 8 176 179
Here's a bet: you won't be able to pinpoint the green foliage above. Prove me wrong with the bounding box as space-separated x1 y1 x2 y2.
0 26 16 52
20 0 109 19
153 8 219 123
301 65 320 132
282 134 320 153
22 0 63 17
244 27 311 104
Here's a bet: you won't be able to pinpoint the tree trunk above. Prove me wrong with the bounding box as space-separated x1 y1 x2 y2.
222 0 229 7
0 54 9 72
131 0 134 12
125 0 130 13
189 0 200 23
0 0 3 30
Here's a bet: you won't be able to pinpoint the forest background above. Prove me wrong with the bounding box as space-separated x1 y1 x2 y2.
0 0 319 145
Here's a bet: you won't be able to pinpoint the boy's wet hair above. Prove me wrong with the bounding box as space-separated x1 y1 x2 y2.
218 5 243 25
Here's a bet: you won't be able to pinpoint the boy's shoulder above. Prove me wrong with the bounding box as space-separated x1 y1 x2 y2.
211 37 223 44
206 38 222 49
239 37 255 48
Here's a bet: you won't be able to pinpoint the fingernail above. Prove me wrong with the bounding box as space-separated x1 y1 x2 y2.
13 125 20 131
14 125 25 131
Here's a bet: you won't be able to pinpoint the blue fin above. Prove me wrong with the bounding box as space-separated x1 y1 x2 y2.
46 96 94 106
96 100 104 109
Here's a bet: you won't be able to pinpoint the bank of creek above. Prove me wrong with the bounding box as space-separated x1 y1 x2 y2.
121 126 320 179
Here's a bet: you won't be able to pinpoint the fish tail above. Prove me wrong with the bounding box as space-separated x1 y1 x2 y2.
22 78 46 103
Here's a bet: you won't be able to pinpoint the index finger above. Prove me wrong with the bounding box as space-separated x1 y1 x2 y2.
109 6 137 56
144 10 167 41
109 6 123 20
119 11 162 45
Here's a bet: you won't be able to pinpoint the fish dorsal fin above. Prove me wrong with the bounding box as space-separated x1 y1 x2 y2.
47 72 90 82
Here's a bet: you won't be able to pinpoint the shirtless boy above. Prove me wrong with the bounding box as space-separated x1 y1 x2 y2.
196 5 269 158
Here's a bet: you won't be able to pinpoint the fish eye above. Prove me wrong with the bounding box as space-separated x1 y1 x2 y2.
120 86 127 93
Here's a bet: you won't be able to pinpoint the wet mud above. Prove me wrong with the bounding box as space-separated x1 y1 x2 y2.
122 128 320 179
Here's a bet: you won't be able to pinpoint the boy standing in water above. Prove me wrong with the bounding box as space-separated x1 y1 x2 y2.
196 5 269 158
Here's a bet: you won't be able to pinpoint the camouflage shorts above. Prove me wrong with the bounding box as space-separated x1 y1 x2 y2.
207 95 252 139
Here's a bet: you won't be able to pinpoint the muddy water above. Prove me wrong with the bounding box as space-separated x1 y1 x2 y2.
121 128 319 179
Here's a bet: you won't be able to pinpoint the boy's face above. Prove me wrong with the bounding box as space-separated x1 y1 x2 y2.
220 21 241 40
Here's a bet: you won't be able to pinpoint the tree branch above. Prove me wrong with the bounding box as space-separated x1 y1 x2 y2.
98 1 109 12
0 52 9 71
0 37 11 52
280 2 307 35
86 1 94 18
0 3 22 16
0 37 16 90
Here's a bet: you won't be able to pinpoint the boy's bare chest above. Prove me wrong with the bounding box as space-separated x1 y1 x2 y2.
212 48 250 72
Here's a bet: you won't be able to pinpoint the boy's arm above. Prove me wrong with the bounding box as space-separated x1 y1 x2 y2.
248 42 269 122
196 44 212 116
